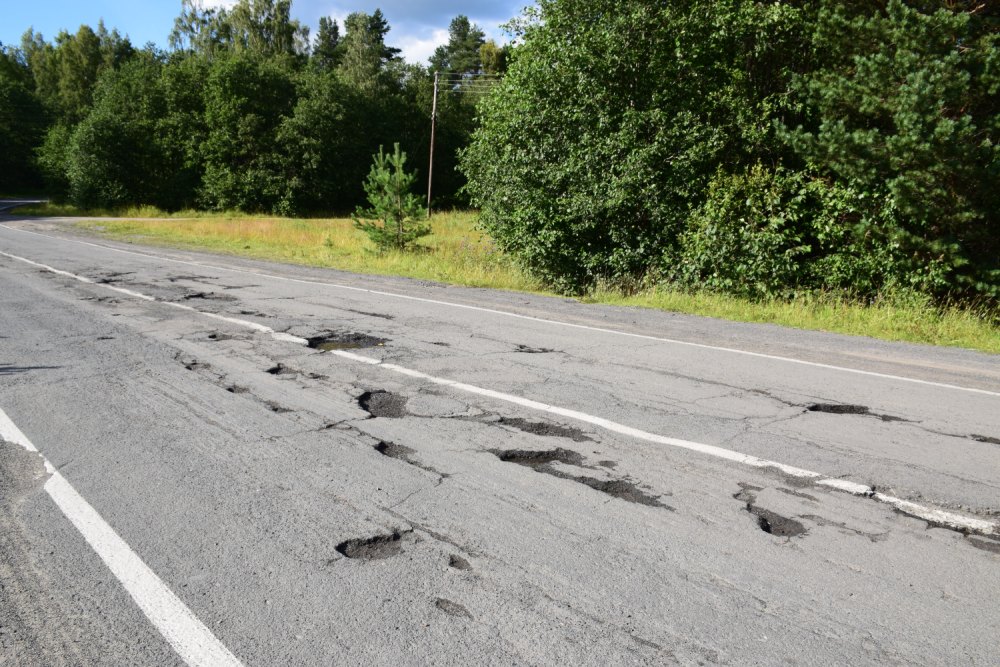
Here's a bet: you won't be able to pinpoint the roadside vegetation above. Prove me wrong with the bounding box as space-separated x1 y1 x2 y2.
62 211 999 355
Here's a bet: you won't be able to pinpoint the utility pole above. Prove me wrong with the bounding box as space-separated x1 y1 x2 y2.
426 71 439 218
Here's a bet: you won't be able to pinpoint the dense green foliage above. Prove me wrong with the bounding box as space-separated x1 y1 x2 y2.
462 0 999 304
353 143 430 250
2 1 483 212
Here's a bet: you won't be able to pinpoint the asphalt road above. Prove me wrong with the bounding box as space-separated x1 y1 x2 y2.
1 207 998 666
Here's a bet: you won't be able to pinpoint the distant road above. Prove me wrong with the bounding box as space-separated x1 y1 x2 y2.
1 207 998 666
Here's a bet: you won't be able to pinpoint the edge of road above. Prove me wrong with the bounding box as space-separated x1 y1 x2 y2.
2 214 999 396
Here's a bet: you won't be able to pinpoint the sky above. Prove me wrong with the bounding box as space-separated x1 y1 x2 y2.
0 0 528 64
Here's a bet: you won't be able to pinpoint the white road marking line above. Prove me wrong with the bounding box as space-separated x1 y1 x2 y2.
0 408 244 667
329 349 1000 537
0 250 308 344
2 244 997 536
1 224 997 397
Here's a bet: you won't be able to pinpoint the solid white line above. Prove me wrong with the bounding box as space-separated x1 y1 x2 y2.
0 250 308 344
329 349 1000 537
1 223 997 397
0 408 243 667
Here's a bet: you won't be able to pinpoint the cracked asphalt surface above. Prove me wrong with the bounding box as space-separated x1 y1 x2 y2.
1 209 999 665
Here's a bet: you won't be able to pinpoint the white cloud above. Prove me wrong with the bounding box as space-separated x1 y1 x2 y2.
395 27 448 65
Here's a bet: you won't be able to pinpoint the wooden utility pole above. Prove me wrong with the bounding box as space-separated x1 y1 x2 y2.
426 71 439 218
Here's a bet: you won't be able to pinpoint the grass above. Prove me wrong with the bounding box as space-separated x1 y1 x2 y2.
23 206 998 354
75 211 540 292
586 287 1000 355
11 202 255 219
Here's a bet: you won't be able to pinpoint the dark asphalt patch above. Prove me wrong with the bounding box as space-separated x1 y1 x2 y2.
307 331 388 351
358 391 408 418
434 598 472 619
495 417 593 442
335 531 407 560
806 403 908 422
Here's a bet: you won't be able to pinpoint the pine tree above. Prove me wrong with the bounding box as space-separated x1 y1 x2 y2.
353 143 429 251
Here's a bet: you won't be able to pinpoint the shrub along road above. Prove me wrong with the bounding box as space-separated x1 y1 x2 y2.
1 211 998 665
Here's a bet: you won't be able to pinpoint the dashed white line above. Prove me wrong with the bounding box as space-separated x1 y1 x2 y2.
1 224 997 397
0 408 244 667
2 244 998 537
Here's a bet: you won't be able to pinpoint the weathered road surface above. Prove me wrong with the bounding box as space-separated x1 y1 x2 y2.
1 209 998 666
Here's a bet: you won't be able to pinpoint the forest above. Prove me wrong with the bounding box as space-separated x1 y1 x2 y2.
1 0 997 307
0 0 500 213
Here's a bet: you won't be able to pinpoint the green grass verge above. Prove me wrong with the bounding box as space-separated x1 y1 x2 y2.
67 212 1000 355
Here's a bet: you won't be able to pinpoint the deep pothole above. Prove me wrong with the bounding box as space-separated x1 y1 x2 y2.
307 331 388 351
491 448 671 509
358 390 408 418
734 483 807 538
334 530 408 560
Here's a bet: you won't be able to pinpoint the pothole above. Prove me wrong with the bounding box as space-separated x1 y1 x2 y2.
307 331 388 351
358 391 408 418
806 403 907 422
734 483 807 537
749 507 807 537
374 440 417 460
491 448 671 509
495 417 593 442
571 477 670 508
265 364 297 376
226 385 249 394
515 344 555 354
448 554 472 570
434 598 472 619
181 291 236 302
265 401 293 414
335 530 407 560
971 434 1000 446
492 447 585 468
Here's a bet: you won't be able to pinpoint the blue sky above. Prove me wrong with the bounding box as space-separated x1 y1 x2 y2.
1 0 528 64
